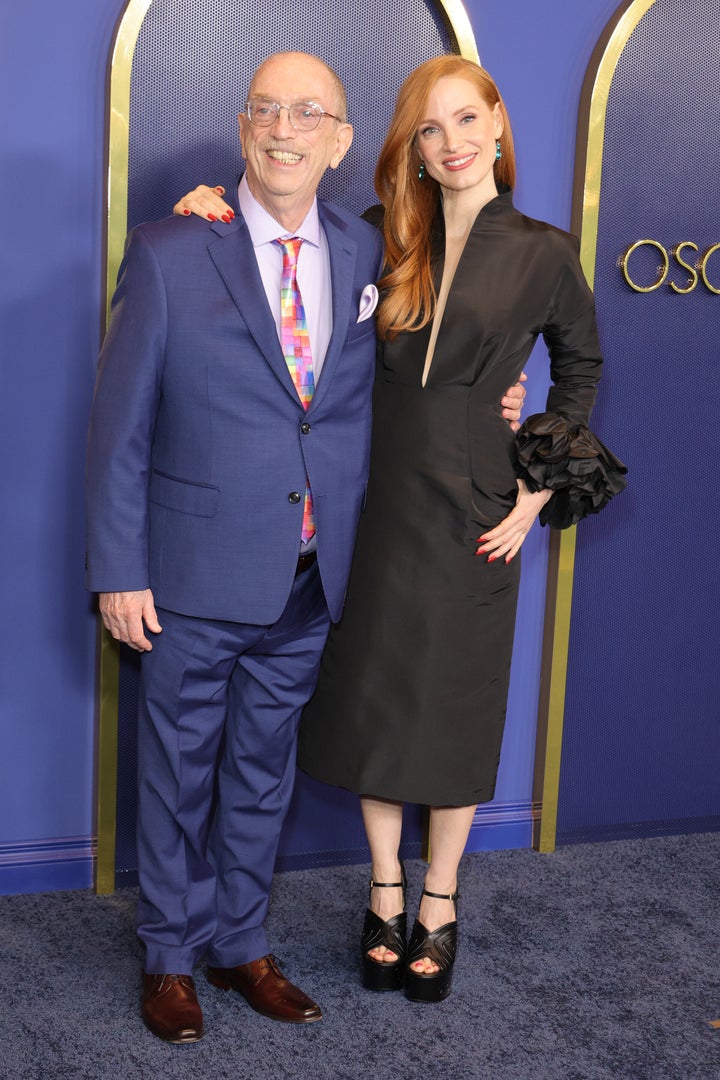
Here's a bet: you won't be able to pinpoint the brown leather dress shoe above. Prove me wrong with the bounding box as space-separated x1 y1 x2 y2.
141 972 204 1043
206 955 322 1023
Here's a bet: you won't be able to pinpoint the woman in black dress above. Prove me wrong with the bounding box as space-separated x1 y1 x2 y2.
175 56 625 1005
298 56 625 1003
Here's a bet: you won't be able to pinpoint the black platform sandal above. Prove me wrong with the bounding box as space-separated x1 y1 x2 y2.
360 862 407 991
404 887 459 1003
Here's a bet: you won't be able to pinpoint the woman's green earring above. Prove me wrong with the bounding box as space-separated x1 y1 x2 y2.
495 140 502 161
418 162 426 180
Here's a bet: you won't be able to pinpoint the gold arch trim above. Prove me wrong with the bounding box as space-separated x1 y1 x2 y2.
105 0 153 318
533 0 657 854
96 0 480 893
95 0 152 899
439 0 480 62
574 0 657 289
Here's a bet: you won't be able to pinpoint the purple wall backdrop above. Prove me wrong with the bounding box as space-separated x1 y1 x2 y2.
4 0 682 895
556 0 720 840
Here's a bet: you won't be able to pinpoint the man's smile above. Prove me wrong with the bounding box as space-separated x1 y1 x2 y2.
266 148 304 165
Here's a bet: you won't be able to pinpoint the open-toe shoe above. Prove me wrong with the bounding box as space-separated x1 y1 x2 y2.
404 887 459 1003
360 861 407 991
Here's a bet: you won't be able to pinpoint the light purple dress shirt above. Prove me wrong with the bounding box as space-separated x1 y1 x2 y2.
237 175 333 382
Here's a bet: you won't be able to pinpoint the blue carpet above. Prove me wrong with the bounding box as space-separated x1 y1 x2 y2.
3 833 719 1079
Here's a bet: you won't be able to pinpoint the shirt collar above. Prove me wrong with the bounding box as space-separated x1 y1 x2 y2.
238 174 321 248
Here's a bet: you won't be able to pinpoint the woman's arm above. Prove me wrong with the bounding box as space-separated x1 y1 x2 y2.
513 237 626 531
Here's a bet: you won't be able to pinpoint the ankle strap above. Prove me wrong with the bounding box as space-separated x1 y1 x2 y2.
369 859 406 891
421 887 459 902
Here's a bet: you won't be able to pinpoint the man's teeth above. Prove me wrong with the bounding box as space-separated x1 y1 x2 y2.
268 150 302 163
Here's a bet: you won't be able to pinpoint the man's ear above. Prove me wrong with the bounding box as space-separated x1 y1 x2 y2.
330 123 354 170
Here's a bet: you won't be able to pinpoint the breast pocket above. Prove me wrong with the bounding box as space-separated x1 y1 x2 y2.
345 317 377 344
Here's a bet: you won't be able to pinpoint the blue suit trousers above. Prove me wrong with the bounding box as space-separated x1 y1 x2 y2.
136 563 330 974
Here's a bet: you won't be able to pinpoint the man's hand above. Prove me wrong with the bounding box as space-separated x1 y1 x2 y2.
99 590 162 652
173 184 234 223
501 371 528 432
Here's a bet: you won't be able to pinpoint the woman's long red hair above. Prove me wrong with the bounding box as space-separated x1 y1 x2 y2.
375 57 516 340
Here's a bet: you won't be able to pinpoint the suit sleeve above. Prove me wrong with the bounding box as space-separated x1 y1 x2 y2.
85 227 167 591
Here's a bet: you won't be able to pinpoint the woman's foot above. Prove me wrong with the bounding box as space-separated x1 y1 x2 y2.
404 887 459 1002
367 872 405 963
409 886 458 974
361 863 407 990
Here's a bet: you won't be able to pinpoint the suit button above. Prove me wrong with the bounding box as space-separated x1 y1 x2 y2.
288 491 301 503
301 422 311 434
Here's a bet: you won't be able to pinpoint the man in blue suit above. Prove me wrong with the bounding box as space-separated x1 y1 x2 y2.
86 51 384 1042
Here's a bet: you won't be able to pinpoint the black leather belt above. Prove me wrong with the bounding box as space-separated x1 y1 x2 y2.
296 551 317 575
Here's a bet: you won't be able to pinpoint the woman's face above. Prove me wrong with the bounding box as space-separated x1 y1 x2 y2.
414 76 503 202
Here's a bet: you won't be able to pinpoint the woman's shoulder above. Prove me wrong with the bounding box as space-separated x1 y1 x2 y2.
511 206 581 259
475 190 581 262
361 203 385 230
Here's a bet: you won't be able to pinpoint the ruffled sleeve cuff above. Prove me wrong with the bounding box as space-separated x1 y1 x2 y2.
515 412 627 530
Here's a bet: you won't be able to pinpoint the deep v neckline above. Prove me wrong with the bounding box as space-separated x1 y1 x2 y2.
421 227 472 388
419 189 511 388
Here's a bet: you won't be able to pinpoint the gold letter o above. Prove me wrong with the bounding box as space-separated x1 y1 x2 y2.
620 240 669 293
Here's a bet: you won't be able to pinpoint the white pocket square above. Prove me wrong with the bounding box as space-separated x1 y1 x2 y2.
357 283 379 322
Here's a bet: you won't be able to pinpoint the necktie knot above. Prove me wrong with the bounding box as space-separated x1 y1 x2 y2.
275 236 304 265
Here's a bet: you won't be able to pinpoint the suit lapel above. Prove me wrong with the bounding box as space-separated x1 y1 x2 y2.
207 215 300 405
309 202 358 413
206 199 359 411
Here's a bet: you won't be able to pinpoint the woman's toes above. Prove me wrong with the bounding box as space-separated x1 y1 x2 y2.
368 945 398 964
410 957 439 975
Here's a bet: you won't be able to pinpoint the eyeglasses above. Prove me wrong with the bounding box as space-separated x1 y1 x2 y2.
245 99 345 131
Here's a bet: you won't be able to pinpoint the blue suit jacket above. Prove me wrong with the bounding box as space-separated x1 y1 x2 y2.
86 193 384 624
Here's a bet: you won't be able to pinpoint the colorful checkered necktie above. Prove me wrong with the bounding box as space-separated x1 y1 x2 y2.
275 236 315 543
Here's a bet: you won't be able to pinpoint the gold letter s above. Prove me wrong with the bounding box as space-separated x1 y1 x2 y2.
670 241 699 294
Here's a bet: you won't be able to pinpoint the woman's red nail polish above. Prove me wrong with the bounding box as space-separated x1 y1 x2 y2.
182 208 190 216
221 213 231 223
487 555 497 563
208 213 217 222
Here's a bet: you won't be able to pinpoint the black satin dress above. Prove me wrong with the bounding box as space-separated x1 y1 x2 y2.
298 191 626 807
